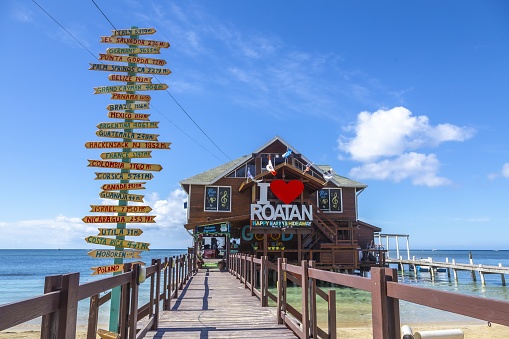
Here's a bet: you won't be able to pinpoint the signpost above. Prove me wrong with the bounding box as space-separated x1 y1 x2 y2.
86 26 171 334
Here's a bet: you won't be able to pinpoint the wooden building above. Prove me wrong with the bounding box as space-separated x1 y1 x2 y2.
180 136 381 271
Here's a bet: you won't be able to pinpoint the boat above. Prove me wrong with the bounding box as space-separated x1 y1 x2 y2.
416 257 446 273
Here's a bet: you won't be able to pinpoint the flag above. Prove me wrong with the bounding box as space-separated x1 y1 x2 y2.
282 149 292 159
266 155 277 175
323 168 334 181
303 162 313 174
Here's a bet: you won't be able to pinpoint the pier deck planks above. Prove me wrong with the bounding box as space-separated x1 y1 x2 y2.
143 268 297 338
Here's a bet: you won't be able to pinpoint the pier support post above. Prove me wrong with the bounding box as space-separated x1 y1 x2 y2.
500 264 506 286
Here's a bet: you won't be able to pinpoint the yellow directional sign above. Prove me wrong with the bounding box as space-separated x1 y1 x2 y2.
100 151 152 159
94 172 154 180
100 36 170 48
85 236 150 251
100 182 146 191
83 215 156 223
90 205 153 213
110 93 151 102
99 54 166 66
111 27 156 36
85 141 171 149
98 190 144 202
88 249 142 259
108 74 152 83
91 263 125 275
97 228 144 236
97 121 158 130
106 103 149 111
88 160 162 171
107 111 150 120
94 83 168 94
106 47 160 54
96 130 159 141
89 64 172 75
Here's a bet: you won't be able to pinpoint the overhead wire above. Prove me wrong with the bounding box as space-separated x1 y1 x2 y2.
31 0 235 164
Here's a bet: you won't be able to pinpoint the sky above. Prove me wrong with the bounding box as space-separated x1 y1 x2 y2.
1 0 509 251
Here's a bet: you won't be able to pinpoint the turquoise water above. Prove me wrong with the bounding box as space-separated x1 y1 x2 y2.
1 249 508 327
0 249 187 326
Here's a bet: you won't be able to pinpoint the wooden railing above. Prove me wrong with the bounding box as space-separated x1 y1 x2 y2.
0 254 194 339
229 253 509 339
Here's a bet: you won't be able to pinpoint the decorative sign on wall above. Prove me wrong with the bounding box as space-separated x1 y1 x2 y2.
84 26 171 274
250 180 313 228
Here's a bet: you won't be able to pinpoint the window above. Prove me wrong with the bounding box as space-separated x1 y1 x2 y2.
317 188 342 212
204 186 231 211
226 161 255 178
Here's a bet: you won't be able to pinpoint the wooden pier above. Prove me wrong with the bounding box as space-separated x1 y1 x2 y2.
143 266 295 338
386 256 509 285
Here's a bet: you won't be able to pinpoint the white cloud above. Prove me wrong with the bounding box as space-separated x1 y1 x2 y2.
339 107 474 186
0 189 188 249
339 107 474 162
502 163 509 178
350 152 451 187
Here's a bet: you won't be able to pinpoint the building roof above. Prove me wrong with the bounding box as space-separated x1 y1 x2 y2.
179 136 367 190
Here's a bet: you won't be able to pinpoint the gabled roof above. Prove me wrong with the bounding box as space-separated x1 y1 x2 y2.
179 136 367 190
180 154 251 187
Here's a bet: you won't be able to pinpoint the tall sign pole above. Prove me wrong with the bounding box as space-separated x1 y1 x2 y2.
85 26 171 335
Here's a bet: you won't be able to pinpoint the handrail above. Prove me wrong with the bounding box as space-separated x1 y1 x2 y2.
229 252 509 339
0 253 195 338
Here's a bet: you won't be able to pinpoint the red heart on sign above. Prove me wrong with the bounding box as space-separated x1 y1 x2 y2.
270 180 304 204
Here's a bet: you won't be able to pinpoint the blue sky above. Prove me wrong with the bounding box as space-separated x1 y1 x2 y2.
1 1 509 250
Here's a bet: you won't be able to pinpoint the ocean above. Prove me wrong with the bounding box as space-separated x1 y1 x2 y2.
1 249 508 327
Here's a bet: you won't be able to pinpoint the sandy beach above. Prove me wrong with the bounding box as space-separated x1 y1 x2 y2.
2 322 509 338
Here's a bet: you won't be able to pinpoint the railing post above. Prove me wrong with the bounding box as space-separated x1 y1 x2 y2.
243 254 248 288
152 259 161 330
86 294 100 339
119 263 132 339
261 256 268 307
309 261 317 338
128 264 139 339
385 267 401 339
41 274 63 339
328 290 336 339
371 267 389 339
163 257 168 310
250 255 255 296
301 260 309 339
58 272 80 339
276 258 283 324
180 256 185 290
175 256 180 298
149 259 156 321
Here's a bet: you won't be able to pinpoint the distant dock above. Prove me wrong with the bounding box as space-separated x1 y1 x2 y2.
385 256 508 285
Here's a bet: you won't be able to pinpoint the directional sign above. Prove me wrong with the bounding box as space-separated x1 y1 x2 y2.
89 64 171 75
91 263 125 275
88 160 162 172
97 228 144 237
111 28 156 36
106 103 149 111
97 122 158 130
88 249 142 259
85 236 150 251
108 74 152 83
94 83 168 94
106 47 160 54
100 182 146 191
94 172 154 180
85 141 171 149
99 54 166 66
90 205 153 213
107 111 150 120
100 36 170 48
82 215 156 223
96 130 159 141
110 93 151 102
100 151 152 160
98 191 144 202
